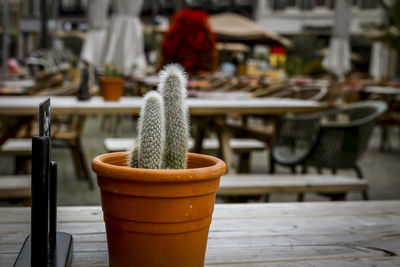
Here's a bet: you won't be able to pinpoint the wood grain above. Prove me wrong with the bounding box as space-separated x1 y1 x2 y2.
0 201 399 266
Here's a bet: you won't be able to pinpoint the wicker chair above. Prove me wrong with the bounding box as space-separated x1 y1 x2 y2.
272 101 387 199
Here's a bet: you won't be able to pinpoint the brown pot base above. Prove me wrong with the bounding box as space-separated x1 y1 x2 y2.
105 223 210 267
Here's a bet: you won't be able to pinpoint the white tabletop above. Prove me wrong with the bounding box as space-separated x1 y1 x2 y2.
0 96 325 116
364 86 400 95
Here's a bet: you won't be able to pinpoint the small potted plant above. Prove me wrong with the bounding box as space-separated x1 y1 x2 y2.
92 64 226 267
99 64 124 101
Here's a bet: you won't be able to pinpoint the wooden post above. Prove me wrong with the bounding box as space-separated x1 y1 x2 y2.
40 0 47 49
2 0 9 80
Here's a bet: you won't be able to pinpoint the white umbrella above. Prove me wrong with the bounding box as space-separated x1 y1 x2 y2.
369 41 390 81
102 0 147 76
322 0 352 80
80 0 109 69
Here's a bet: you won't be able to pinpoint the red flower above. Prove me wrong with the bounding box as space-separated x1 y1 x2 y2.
161 8 218 74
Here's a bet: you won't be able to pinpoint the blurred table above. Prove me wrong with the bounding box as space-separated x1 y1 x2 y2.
0 80 35 96
0 96 326 172
0 87 28 95
1 201 399 266
0 96 324 115
363 86 400 96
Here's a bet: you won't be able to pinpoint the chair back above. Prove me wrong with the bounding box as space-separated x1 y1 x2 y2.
307 101 387 169
273 112 322 165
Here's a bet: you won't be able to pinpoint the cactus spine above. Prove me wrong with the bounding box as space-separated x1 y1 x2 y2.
158 64 189 169
127 64 189 169
135 91 165 169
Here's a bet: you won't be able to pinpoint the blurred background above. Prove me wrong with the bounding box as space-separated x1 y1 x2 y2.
1 0 399 206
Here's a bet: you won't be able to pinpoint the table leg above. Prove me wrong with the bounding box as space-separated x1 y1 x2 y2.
192 117 206 154
269 116 280 174
216 117 234 174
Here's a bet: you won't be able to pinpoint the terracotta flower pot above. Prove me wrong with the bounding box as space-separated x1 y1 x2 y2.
92 152 226 267
99 77 124 101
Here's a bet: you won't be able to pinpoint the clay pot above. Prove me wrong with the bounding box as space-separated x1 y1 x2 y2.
99 77 124 101
92 152 226 267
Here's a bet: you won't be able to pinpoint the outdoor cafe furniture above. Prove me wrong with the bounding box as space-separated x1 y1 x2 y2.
361 85 400 149
272 101 387 200
257 84 328 102
228 84 329 172
1 201 399 266
0 115 93 189
0 96 326 173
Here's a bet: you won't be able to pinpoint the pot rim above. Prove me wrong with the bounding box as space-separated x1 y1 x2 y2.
92 152 226 182
99 76 124 82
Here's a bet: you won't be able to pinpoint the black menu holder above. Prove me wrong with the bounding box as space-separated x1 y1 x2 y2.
14 98 73 267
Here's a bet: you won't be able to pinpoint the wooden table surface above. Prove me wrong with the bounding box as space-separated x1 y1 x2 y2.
1 201 399 266
0 96 325 116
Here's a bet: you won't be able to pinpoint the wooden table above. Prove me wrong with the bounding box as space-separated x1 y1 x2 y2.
0 96 324 116
1 201 399 266
0 96 326 172
363 86 400 96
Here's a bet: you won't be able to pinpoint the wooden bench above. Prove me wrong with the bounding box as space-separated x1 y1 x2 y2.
104 138 265 154
1 139 32 174
1 137 93 189
0 175 31 200
217 174 368 201
0 138 31 156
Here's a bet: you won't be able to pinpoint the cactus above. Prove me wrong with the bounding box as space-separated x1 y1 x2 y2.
158 64 189 169
127 64 189 169
104 64 120 77
136 91 165 169
127 144 138 168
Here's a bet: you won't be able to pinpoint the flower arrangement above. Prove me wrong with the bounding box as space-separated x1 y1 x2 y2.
161 8 218 74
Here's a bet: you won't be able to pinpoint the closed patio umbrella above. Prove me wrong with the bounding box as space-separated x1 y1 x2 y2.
369 41 390 81
102 0 147 76
80 0 109 69
322 0 352 80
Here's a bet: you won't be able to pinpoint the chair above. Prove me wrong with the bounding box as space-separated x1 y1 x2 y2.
9 115 94 189
272 101 387 199
379 110 400 149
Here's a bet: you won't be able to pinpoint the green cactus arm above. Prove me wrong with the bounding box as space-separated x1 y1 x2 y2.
126 143 139 168
136 91 165 169
104 64 120 77
158 64 189 169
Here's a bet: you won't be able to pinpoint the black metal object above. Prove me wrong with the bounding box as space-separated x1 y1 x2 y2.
49 161 57 250
31 136 50 266
14 98 73 267
78 67 90 101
